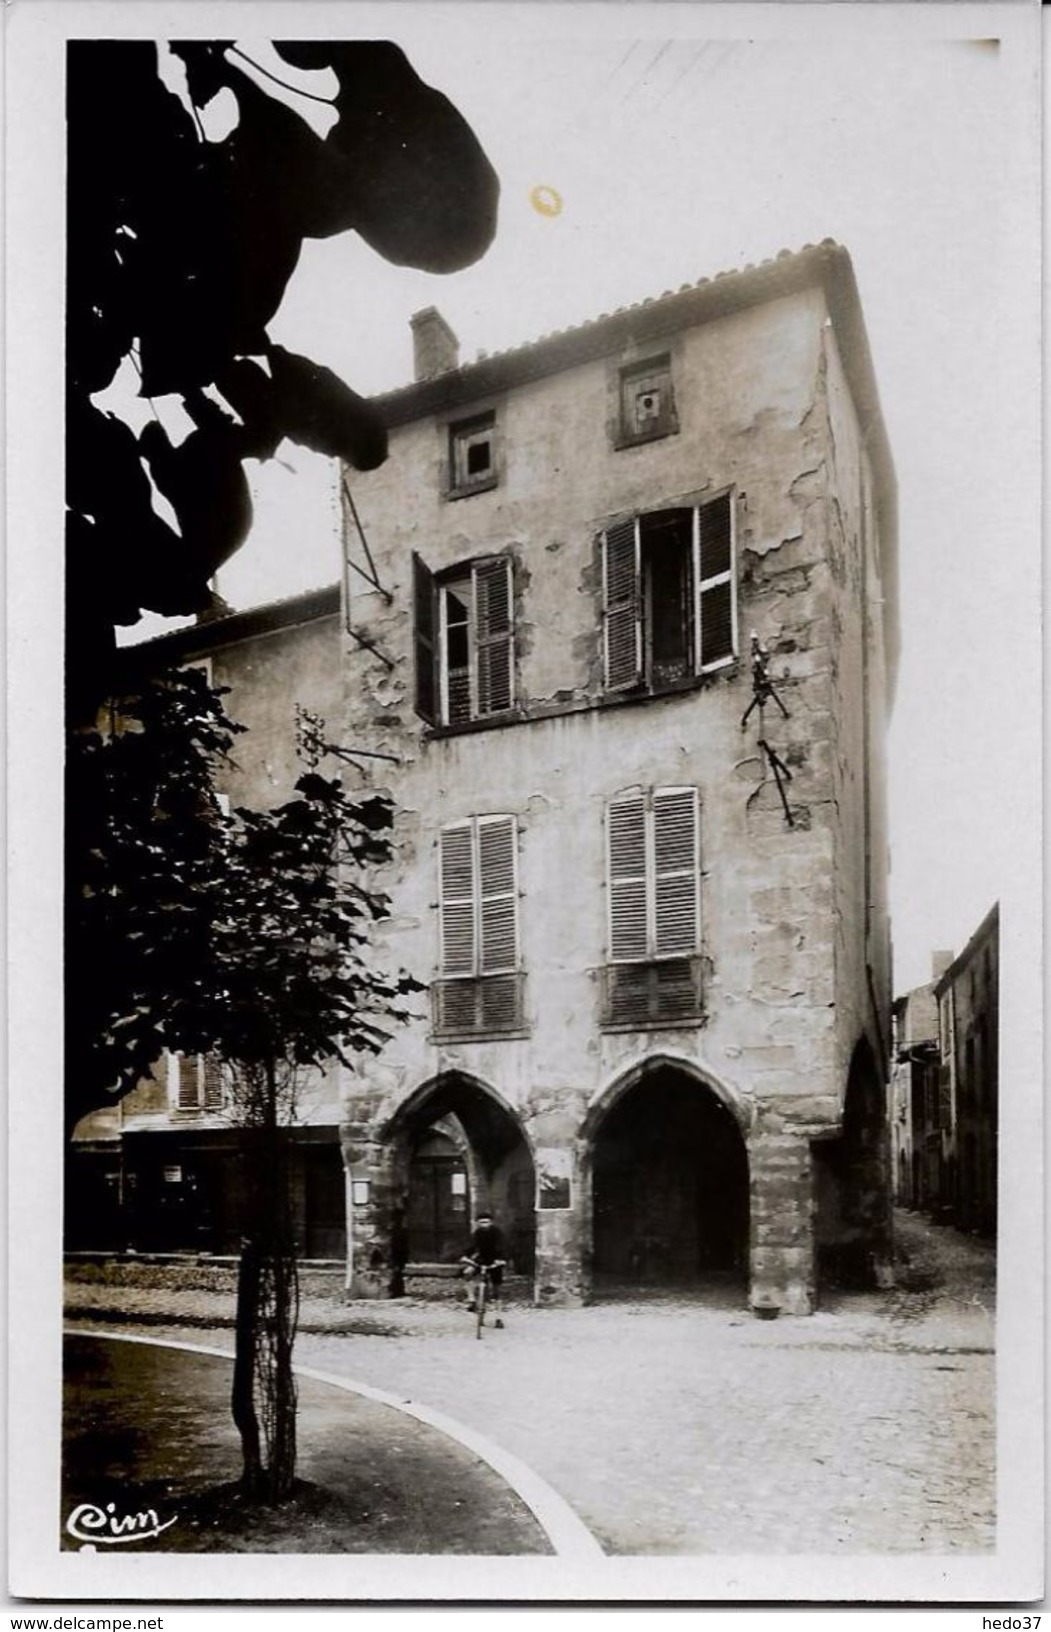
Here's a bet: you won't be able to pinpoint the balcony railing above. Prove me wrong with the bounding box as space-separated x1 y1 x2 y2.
601 957 704 1031
431 972 527 1040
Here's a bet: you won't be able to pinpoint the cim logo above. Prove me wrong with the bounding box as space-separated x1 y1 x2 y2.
66 1501 177 1548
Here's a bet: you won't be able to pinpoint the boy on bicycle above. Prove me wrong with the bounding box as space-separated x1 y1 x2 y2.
461 1210 507 1328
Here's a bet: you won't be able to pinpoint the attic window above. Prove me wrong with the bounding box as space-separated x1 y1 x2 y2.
618 356 677 446
449 413 497 497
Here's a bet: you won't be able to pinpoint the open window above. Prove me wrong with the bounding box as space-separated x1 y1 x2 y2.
413 553 515 727
600 493 736 693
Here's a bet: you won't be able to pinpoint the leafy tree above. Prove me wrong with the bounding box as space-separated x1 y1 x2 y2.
67 40 498 719
67 668 419 1501
64 665 244 1138
193 762 417 1505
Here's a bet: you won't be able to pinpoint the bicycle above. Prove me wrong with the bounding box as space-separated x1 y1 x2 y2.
461 1255 506 1338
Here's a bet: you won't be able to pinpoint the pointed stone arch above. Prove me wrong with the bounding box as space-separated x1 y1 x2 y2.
582 1053 752 1298
813 1033 893 1291
382 1070 538 1281
582 1050 755 1143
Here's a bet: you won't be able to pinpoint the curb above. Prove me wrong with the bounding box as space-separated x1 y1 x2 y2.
64 1326 606 1562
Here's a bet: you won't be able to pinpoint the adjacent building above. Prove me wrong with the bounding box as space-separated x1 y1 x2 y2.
891 906 999 1236
891 953 952 1216
69 240 899 1315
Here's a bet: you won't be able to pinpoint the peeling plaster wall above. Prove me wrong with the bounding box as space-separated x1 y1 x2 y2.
333 285 891 1309
345 292 828 719
817 320 892 1092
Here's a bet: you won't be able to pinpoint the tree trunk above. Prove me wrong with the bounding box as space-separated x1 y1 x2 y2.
232 1238 264 1499
231 1065 300 1504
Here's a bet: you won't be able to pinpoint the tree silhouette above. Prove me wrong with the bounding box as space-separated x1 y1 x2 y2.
67 40 498 719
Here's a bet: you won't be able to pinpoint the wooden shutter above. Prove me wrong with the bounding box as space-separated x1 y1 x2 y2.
695 495 735 671
439 823 475 975
653 788 700 956
478 815 517 973
602 520 641 691
201 1054 224 1110
413 553 438 723
474 556 514 716
608 791 648 961
176 1053 199 1110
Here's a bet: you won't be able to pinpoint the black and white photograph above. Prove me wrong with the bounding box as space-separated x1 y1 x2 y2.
6 0 1044 1610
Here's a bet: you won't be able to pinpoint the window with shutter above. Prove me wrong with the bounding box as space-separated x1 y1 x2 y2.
439 823 476 976
652 788 700 956
607 791 648 961
435 815 524 1037
474 557 514 717
602 520 642 690
176 1053 199 1111
171 1051 225 1113
412 553 438 724
695 494 736 671
417 554 516 728
602 497 735 695
201 1054 225 1111
478 815 518 973
608 786 699 962
604 787 703 1026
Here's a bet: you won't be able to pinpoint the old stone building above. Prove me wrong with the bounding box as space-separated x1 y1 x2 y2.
337 239 898 1314
891 953 952 1215
68 241 898 1315
891 908 999 1237
934 906 1000 1236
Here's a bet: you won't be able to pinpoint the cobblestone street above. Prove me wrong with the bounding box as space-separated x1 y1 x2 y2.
65 1214 995 1556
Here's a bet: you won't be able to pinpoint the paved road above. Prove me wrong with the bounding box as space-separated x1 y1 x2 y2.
65 1214 995 1556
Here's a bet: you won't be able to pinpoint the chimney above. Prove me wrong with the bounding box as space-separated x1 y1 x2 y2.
931 950 954 983
410 307 460 382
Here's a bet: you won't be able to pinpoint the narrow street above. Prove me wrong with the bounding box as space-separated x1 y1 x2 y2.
64 1213 995 1556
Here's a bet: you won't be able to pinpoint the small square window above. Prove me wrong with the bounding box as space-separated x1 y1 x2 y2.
449 414 497 496
618 357 676 445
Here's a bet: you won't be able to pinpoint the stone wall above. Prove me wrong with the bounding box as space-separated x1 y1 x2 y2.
333 285 893 1314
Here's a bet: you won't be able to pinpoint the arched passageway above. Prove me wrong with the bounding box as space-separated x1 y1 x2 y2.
589 1064 749 1294
814 1036 892 1291
389 1074 536 1276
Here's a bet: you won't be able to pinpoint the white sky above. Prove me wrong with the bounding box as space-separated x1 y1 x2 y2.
140 9 1042 995
3 8 1043 1597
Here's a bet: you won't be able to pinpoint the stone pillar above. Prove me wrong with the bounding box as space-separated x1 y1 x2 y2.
526 1115 586 1306
748 1132 817 1316
534 1200 585 1306
339 1129 399 1300
846 1115 895 1288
